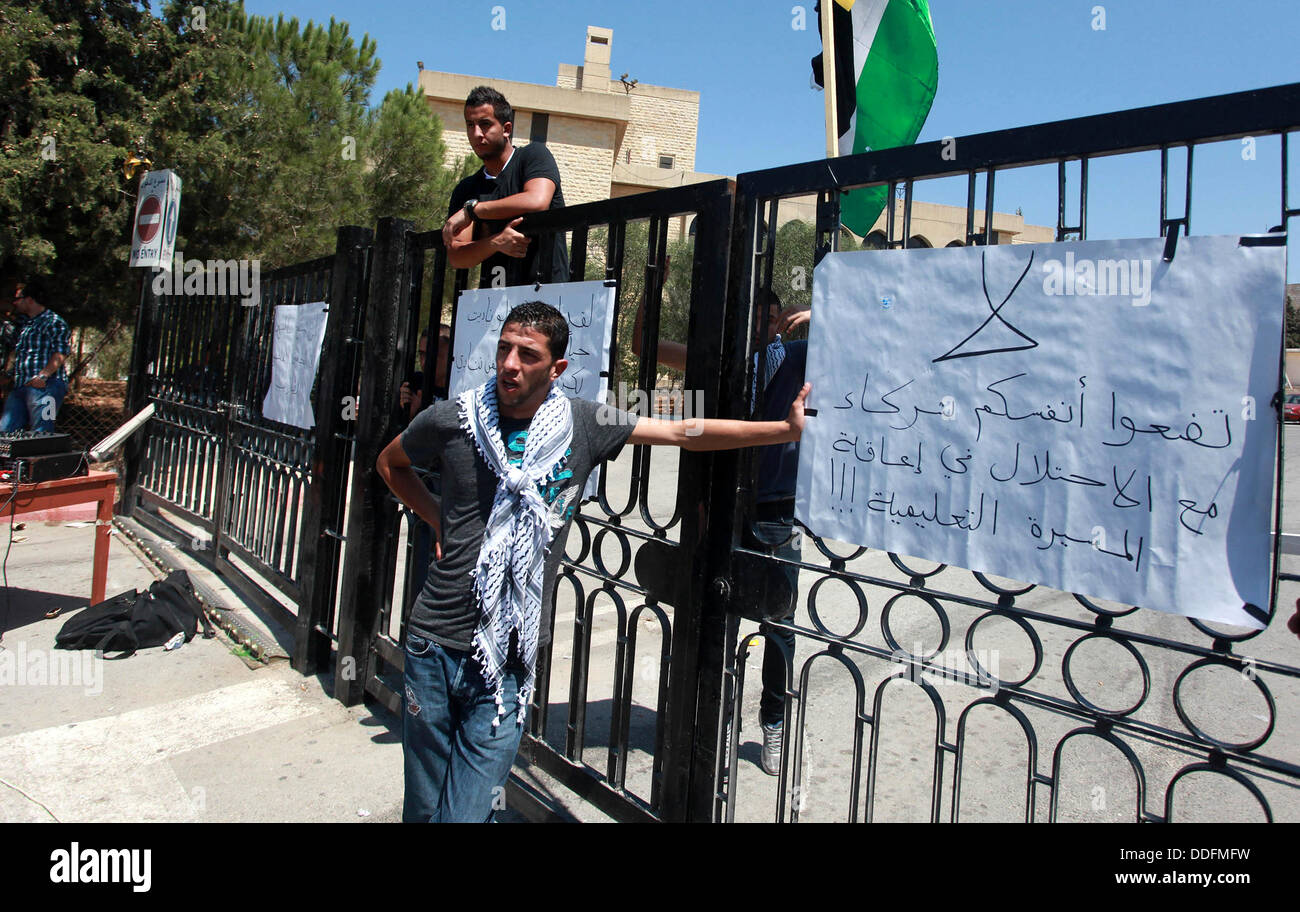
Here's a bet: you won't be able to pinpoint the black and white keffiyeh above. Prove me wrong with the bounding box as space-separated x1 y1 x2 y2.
458 380 574 726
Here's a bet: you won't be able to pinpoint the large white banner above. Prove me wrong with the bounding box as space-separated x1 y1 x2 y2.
261 301 329 430
448 281 615 402
796 235 1286 629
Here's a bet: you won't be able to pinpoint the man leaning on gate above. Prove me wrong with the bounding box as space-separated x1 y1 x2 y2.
441 85 570 287
378 301 812 822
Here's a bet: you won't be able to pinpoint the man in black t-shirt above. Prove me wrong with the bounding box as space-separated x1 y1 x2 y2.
442 86 570 287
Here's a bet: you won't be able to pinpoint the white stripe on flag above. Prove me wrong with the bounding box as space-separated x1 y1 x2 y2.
837 0 890 152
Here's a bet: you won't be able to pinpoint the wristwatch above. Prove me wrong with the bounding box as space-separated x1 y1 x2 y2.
463 198 479 221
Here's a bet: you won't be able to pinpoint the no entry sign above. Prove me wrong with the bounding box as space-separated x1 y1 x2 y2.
129 170 183 268
136 195 162 243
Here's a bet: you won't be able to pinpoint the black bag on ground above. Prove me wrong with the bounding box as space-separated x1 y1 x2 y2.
54 570 215 659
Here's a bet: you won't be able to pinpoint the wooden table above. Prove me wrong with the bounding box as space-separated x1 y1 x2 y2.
0 470 117 605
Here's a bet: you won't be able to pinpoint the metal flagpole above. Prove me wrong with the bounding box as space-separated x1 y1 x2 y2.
821 0 840 159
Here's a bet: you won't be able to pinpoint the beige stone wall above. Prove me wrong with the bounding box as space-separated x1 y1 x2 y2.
546 116 618 206
430 99 472 170
615 86 699 173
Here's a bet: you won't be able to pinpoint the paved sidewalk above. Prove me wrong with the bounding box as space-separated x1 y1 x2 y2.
0 517 409 823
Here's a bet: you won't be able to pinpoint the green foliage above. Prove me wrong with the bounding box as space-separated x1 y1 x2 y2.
586 222 694 390
1 1 465 329
365 84 459 231
768 219 816 318
0 0 218 325
232 11 376 265
1286 287 1300 350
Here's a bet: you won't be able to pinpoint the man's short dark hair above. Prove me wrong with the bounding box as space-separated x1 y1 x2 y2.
464 86 513 130
17 276 49 305
502 301 568 361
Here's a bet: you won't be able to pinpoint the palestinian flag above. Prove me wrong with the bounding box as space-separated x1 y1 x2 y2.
812 0 939 236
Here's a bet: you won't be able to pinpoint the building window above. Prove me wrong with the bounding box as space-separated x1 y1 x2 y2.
863 231 887 250
658 155 674 169
530 113 549 143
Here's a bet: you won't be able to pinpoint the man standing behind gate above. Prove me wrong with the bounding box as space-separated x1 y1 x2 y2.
377 301 810 822
442 86 570 287
2 277 71 433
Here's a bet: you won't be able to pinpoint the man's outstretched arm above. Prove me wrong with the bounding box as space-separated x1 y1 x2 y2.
627 383 811 451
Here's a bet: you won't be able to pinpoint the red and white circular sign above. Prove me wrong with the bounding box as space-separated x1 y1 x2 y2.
136 195 162 243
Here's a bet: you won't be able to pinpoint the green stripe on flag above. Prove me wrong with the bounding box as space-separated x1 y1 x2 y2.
839 0 938 237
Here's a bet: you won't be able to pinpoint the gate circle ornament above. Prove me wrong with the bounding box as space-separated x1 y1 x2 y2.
964 610 1043 690
806 535 868 563
1073 593 1141 619
880 592 950 661
565 515 592 565
1172 657 1276 753
1061 633 1151 718
888 553 947 581
1188 603 1272 644
592 526 632 579
805 575 869 640
973 572 1036 598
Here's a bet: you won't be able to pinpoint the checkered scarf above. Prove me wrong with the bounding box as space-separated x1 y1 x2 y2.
458 380 573 726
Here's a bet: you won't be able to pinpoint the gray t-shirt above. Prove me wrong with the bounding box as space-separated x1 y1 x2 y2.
399 395 637 650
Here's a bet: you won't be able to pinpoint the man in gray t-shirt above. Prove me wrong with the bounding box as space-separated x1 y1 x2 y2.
377 301 810 823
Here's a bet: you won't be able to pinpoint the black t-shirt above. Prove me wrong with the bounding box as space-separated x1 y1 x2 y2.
399 395 636 649
448 142 570 287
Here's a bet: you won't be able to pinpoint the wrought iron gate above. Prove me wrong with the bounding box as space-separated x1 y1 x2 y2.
122 227 372 673
120 81 1300 824
709 82 1300 822
335 182 736 822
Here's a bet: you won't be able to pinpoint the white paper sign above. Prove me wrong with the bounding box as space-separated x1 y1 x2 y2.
261 301 329 429
449 281 616 499
448 281 615 403
796 235 1286 629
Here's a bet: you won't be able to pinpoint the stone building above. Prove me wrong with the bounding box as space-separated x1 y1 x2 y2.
418 25 1054 246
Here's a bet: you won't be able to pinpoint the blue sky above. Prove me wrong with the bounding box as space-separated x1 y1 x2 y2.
239 0 1299 271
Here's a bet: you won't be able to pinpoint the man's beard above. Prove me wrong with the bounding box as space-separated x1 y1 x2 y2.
477 136 508 161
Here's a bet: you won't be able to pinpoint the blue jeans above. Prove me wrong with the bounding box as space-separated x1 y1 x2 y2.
402 634 525 823
0 378 67 432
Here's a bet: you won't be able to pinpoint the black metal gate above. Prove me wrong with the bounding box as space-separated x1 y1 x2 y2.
120 81 1300 824
122 227 372 674
333 182 736 822
709 81 1300 822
